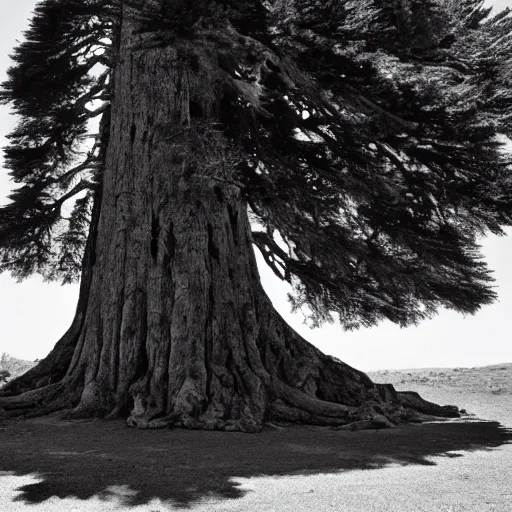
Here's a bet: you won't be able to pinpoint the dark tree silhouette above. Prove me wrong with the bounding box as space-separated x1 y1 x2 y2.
0 0 511 431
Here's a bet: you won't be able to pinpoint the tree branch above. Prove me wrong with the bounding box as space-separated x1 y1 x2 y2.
50 180 96 213
252 230 290 281
84 102 110 118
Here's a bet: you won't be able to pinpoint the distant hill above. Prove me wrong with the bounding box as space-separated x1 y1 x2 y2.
0 353 37 388
368 363 512 395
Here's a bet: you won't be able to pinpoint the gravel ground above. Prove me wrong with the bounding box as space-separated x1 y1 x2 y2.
1 374 511 512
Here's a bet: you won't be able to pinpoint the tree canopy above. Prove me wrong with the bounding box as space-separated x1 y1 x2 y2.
1 0 511 329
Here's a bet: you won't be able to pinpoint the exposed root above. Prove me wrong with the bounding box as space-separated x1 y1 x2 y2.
397 391 459 418
273 380 353 418
1 292 459 433
0 382 73 420
252 292 459 431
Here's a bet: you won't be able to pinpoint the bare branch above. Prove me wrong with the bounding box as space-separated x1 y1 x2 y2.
51 180 96 212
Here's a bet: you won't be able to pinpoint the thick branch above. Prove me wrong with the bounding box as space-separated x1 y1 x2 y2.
84 102 110 118
51 180 95 213
252 230 289 280
51 157 100 188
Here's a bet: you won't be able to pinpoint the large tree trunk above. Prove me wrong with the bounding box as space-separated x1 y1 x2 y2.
0 11 459 432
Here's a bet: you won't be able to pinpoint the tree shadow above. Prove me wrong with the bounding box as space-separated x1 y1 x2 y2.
1 417 511 509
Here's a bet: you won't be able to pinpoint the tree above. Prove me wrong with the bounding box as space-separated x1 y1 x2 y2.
0 0 510 432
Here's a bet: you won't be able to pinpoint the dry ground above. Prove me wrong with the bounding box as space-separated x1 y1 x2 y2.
1 364 511 512
368 363 512 396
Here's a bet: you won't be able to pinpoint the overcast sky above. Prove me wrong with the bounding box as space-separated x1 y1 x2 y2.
0 0 511 371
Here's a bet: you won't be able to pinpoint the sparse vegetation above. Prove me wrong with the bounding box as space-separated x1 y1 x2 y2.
0 353 36 389
368 363 512 395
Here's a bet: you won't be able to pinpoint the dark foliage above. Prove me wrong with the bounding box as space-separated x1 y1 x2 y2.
1 0 511 328
0 0 114 281
241 0 512 327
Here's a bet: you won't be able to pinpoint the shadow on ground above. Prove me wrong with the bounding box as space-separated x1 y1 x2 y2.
1 417 511 508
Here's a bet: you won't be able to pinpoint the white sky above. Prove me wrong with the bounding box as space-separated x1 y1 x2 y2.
0 0 511 371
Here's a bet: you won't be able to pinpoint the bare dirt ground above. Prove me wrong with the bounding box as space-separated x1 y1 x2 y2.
1 364 511 512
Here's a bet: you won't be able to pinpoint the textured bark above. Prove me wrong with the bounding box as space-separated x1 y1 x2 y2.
0 11 460 431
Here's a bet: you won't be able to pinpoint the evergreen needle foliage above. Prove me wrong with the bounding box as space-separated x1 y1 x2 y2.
1 0 511 329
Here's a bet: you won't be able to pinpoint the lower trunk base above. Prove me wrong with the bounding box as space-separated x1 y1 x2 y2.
0 292 459 432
